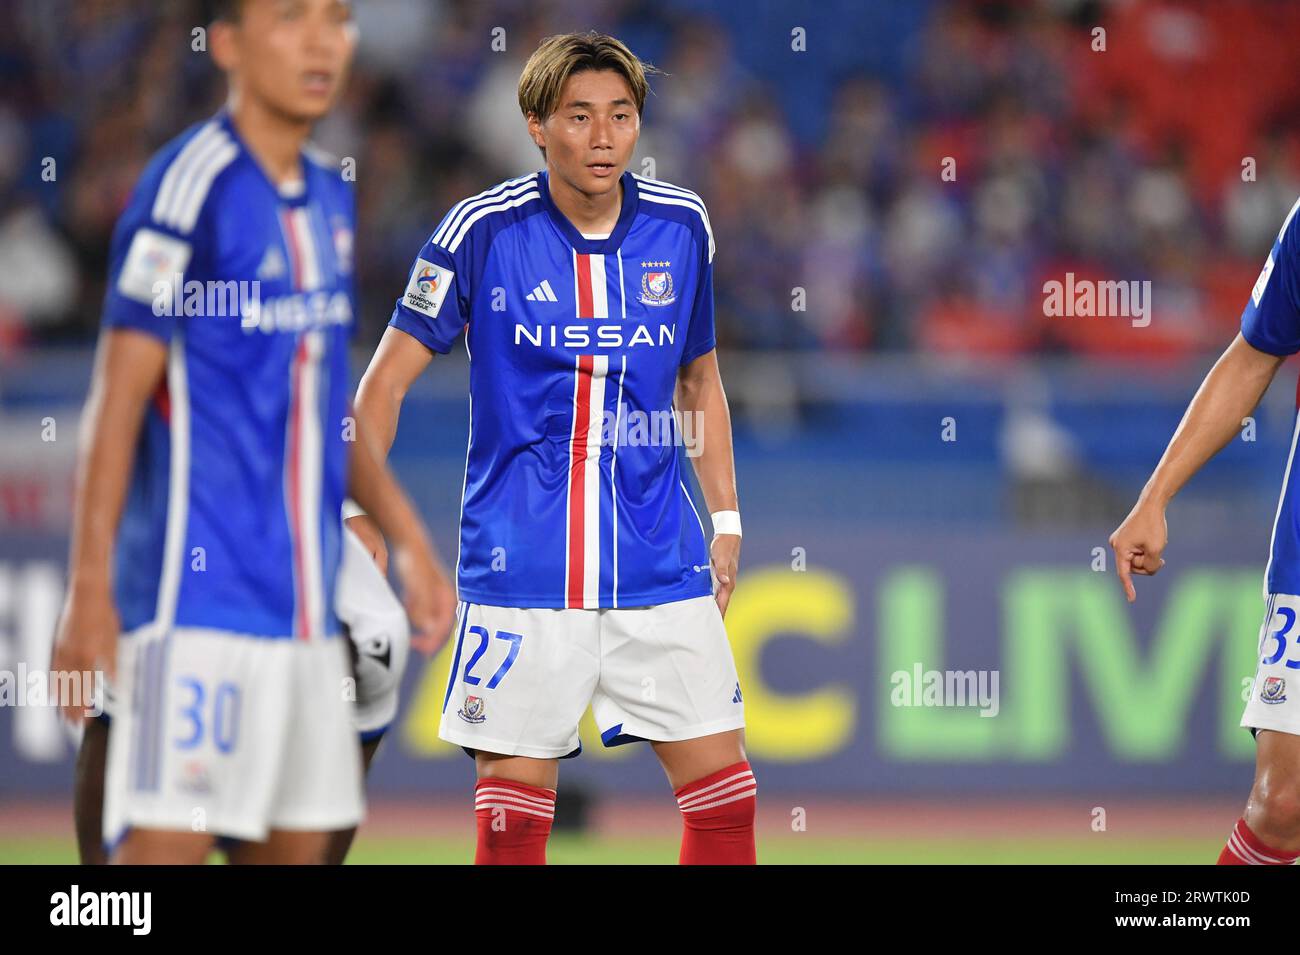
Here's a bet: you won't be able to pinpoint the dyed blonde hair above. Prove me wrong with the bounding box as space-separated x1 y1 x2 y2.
518 31 658 121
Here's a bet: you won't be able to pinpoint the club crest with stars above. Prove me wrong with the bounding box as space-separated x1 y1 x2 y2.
639 259 676 306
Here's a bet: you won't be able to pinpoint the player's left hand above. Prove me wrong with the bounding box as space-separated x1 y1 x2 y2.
711 534 740 619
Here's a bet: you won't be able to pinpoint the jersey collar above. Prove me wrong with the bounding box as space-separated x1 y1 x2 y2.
216 109 311 207
538 169 638 254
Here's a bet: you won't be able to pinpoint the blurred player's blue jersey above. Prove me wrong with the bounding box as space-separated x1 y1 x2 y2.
103 110 355 638
1241 195 1300 596
390 171 716 609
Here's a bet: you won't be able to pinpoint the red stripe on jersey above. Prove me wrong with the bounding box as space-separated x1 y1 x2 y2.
152 378 171 423
575 253 595 318
288 336 309 639
567 355 595 608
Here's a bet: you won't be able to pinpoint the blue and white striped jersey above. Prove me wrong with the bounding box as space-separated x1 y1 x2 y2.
389 170 717 609
103 110 355 639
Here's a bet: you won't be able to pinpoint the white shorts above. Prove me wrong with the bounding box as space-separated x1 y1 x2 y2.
336 526 410 738
103 627 364 846
1242 593 1300 735
97 526 409 740
438 594 746 759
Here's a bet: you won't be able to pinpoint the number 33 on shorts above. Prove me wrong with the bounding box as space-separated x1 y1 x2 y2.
1244 594 1300 734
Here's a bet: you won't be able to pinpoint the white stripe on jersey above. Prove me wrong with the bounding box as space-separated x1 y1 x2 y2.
287 207 323 291
152 123 221 228
153 125 239 234
589 253 608 318
583 356 608 608
454 336 473 599
298 330 327 639
433 174 538 248
634 175 716 263
1276 194 1300 243
155 334 191 631
445 189 541 254
171 140 239 234
680 475 707 542
633 174 713 219
617 250 626 319
610 356 626 607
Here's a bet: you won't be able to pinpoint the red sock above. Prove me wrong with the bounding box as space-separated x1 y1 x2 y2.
473 778 556 865
674 760 757 865
1218 818 1300 865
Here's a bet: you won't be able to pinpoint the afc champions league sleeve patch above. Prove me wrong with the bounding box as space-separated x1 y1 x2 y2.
403 257 454 319
1253 252 1275 308
117 228 194 305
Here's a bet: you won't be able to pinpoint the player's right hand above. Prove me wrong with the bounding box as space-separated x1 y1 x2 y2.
346 513 389 575
50 581 119 725
389 538 457 656
1108 501 1168 604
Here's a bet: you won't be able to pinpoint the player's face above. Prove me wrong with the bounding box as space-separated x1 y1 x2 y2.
216 0 356 123
531 69 640 198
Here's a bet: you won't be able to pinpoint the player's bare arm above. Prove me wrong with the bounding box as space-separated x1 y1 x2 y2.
676 348 741 617
347 406 453 652
51 328 167 723
346 326 434 570
1110 331 1286 603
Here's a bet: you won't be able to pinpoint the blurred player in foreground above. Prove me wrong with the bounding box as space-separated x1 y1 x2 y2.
75 523 413 865
52 0 455 865
1111 196 1300 865
347 32 756 864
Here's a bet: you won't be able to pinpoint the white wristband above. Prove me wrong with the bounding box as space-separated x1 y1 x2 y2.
710 510 742 538
342 498 366 521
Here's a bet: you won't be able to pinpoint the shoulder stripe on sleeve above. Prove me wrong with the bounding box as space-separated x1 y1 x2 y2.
433 173 539 248
171 141 238 233
635 176 715 263
302 141 340 171
1277 194 1300 243
152 124 239 234
445 187 541 253
152 123 221 227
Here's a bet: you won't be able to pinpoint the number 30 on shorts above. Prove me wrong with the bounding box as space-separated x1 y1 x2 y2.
460 627 524 689
174 675 241 753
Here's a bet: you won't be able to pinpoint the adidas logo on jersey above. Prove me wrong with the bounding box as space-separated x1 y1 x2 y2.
257 246 286 280
525 279 558 302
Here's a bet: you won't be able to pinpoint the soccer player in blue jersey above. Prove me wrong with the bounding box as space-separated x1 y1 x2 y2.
51 0 455 865
1112 196 1300 865
347 31 756 865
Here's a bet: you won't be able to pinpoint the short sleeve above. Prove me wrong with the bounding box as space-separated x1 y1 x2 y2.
679 225 716 367
388 232 470 355
1242 197 1300 356
102 183 196 344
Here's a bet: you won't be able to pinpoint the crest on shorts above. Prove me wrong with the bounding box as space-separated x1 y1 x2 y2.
178 759 213 795
459 695 487 723
1262 676 1287 705
639 260 676 306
